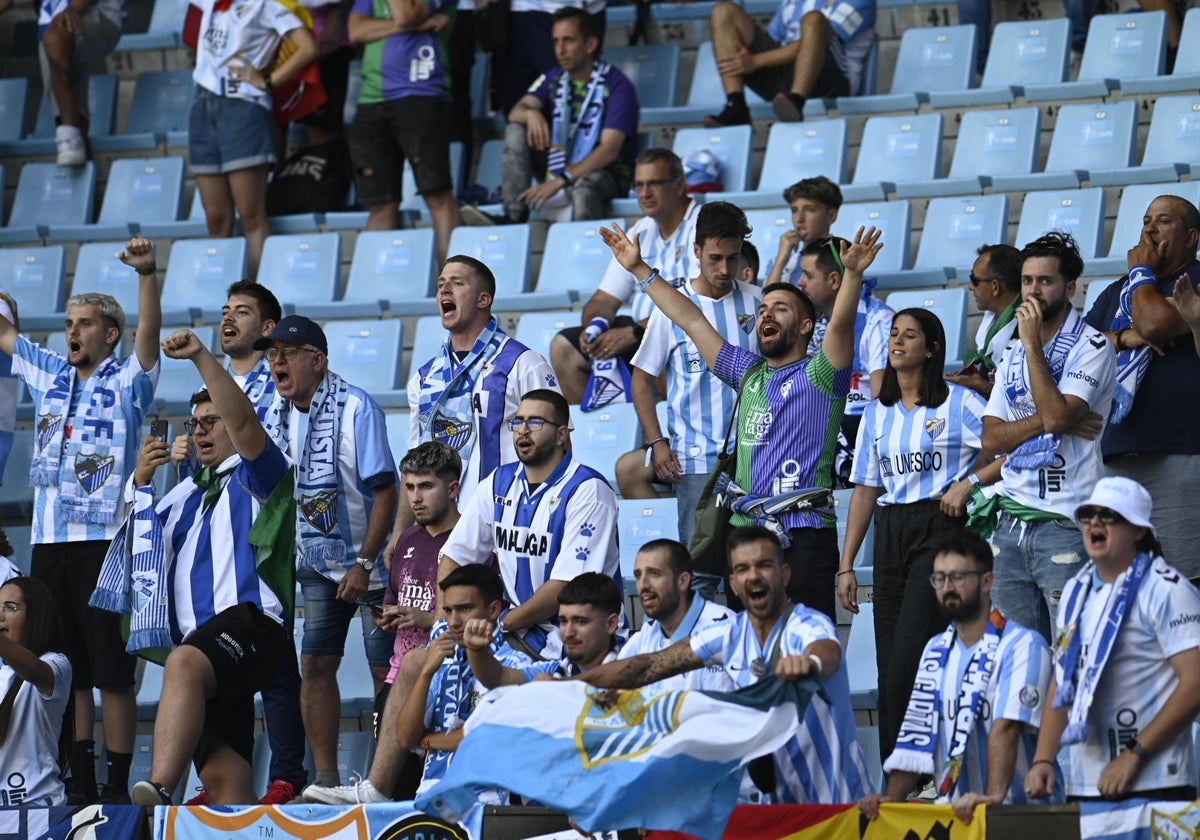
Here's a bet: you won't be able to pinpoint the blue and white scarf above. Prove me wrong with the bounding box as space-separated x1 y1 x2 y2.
885 610 1006 797
1107 266 1155 424
1003 308 1086 470
90 485 173 653
417 317 506 465
723 482 834 549
31 354 127 524
581 356 633 412
264 371 350 566
1053 552 1152 745
238 356 278 419
547 61 610 177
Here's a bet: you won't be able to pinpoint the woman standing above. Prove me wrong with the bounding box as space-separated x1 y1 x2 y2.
837 308 1001 764
0 576 74 805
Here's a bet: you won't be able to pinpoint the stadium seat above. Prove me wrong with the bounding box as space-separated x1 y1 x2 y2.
569 402 641 486
0 429 34 514
0 75 117 157
850 113 942 199
1015 188 1106 259
136 661 165 720
126 734 155 789
928 18 1070 107
160 238 249 325
991 100 1137 193
71 241 144 323
94 69 194 151
0 245 67 331
258 232 342 309
408 315 446 380
897 107 1039 199
833 488 874 573
714 120 849 209
1122 7 1200 94
641 41 784 126
1086 182 1200 276
885 287 970 367
1024 11 1166 101
446 225 531 302
155 327 216 413
0 78 27 142
116 0 186 50
1083 277 1120 316
138 186 210 239
316 229 437 319
616 497 680 588
400 142 464 218
673 125 753 193
471 138 504 197
322 319 406 407
744 207 802 277
833 200 912 274
384 410 412 464
877 194 1007 289
846 603 878 710
533 218 622 302
51 156 186 242
1090 94 1200 186
605 44 681 109
837 24 976 115
512 310 576 361
1 162 96 244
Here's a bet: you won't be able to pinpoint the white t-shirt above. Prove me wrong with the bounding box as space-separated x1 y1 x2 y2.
619 597 735 693
192 0 305 109
0 652 71 806
596 200 701 324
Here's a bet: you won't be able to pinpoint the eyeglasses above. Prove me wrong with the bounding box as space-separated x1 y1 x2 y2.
813 237 846 274
929 570 985 589
632 177 679 192
968 273 993 287
507 416 565 432
0 602 25 615
264 346 320 361
184 415 222 435
1075 506 1127 526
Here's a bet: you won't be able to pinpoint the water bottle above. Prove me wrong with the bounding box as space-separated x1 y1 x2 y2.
583 317 609 343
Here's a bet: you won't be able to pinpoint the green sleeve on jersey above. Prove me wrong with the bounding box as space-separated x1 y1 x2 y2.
805 351 836 395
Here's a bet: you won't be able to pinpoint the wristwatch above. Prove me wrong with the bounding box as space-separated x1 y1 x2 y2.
354 556 375 572
1124 737 1149 761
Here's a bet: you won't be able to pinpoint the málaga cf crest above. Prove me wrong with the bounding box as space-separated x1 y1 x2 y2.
574 688 685 769
301 489 339 535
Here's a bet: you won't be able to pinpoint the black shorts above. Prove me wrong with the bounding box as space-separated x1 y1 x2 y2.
184 603 290 770
348 96 455 206
745 25 852 100
32 541 136 690
556 315 641 364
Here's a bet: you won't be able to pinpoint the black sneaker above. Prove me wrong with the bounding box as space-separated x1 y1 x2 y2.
131 780 173 806
97 783 132 804
771 92 806 123
703 103 751 128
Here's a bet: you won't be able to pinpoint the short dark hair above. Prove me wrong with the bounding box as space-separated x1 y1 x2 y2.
634 148 684 182
190 387 212 409
638 538 693 576
878 308 949 409
739 241 760 279
444 255 497 297
726 525 783 562
934 532 994 573
399 441 462 483
439 563 505 605
761 282 817 325
558 572 623 616
782 176 843 210
552 6 598 40
1020 231 1084 284
976 244 1022 294
802 236 849 276
226 280 282 324
695 201 750 248
1159 194 1200 235
521 388 570 426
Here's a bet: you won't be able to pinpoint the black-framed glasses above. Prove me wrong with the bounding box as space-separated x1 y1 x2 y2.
632 177 679 192
968 273 993 287
264 346 320 361
184 415 223 435
1076 506 1127 526
929 570 985 589
507 416 565 432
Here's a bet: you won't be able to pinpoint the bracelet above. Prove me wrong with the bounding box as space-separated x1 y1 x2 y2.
645 437 668 450
1030 758 1055 769
1114 328 1127 351
560 169 574 187
635 267 660 291
135 265 156 276
807 653 824 677
836 569 856 577
967 472 981 487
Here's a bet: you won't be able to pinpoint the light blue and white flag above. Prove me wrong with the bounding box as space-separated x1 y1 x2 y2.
417 676 820 840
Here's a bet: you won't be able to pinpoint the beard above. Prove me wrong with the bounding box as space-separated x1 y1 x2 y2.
938 589 983 623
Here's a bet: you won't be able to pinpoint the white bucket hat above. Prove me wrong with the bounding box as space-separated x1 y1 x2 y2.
1075 476 1156 535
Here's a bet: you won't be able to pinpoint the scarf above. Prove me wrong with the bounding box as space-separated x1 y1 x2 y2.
1108 266 1155 424
31 355 128 524
1053 552 1152 745
263 371 350 566
725 483 835 549
417 317 506 465
581 356 633 412
547 61 610 177
961 296 1020 373
885 609 1006 798
238 356 278 419
1003 308 1086 470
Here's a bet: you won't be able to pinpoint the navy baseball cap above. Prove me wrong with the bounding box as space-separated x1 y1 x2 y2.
253 315 328 354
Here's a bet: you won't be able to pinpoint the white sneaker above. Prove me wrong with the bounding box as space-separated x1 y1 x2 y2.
301 778 389 805
55 126 87 167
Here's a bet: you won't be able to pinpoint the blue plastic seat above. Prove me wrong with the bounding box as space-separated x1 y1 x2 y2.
838 24 976 115
155 327 216 412
884 287 970 366
1024 11 1166 101
1090 94 1200 186
313 229 437 320
991 100 1137 193
408 315 446 381
877 195 1007 289
0 75 117 158
833 488 874 571
616 497 680 588
136 660 165 720
116 0 186 50
0 246 66 331
258 232 342 310
1083 277 1120 315
1015 187 1106 258
5 525 31 575
928 18 1070 107
384 410 412 464
52 156 186 242
743 207 794 274
605 44 681 109
568 402 640 486
673 125 753 193
72 241 144 322
1 162 96 243
446 224 531 302
0 78 27 142
472 138 504 196
513 310 576 361
94 69 194 151
897 107 1040 199
0 429 34 513
160 238 249 324
641 41 779 126
1086 182 1200 277
713 120 848 209
850 113 942 200
322 319 405 407
1122 7 1200 94
533 218 621 302
338 617 381 715
847 603 878 709
833 200 912 274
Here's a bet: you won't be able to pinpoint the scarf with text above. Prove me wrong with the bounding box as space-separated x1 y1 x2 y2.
547 61 611 177
1107 266 1155 423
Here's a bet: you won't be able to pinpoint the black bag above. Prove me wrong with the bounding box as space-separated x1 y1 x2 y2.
266 136 353 216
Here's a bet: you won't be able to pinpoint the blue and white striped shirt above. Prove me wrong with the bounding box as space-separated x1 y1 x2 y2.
597 200 701 324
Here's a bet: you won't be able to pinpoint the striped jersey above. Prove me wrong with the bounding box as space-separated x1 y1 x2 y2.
850 384 987 505
1061 558 1200 797
691 604 874 803
408 335 558 509
922 620 1056 804
714 344 850 530
809 294 894 417
13 336 159 545
283 385 396 586
619 596 735 693
632 279 760 475
150 446 291 640
440 452 623 659
597 200 701 324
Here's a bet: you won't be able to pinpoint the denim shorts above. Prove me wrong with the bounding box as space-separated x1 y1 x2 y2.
189 85 278 175
297 566 393 670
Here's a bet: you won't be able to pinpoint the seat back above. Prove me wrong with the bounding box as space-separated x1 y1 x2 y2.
914 195 1009 273
535 219 622 296
981 18 1070 89
124 70 195 136
446 225 531 298
605 44 681 108
852 113 943 187
834 200 912 272
1044 100 1138 176
948 107 1040 179
1076 10 1166 83
258 232 342 305
98 156 186 225
322 319 404 392
344 229 437 302
8 163 96 227
756 120 848 189
161 238 249 311
1015 188 1106 258
888 24 977 95
673 125 753 192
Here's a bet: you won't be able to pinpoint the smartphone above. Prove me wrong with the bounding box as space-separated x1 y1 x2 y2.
356 600 384 617
150 418 168 442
